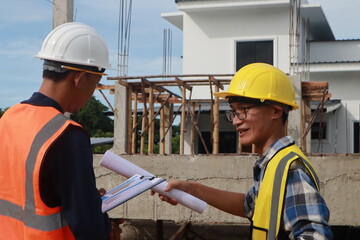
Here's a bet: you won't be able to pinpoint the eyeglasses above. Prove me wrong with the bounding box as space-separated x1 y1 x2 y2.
61 65 107 76
225 104 261 122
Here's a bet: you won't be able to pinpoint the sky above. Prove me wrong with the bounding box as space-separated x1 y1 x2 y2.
0 0 359 109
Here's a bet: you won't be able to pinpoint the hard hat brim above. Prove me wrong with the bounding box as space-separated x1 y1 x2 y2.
213 91 242 99
213 91 299 110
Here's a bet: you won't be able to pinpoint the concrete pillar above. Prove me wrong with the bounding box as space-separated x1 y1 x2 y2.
288 75 302 147
53 0 73 28
113 82 129 154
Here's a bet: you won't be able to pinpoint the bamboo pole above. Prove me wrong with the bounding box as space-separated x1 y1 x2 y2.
238 135 242 153
98 89 114 112
190 102 196 154
139 95 171 137
301 99 307 152
160 104 182 144
180 87 186 154
189 105 209 154
212 85 219 154
131 92 138 154
127 87 133 154
160 105 165 155
148 86 154 154
140 86 148 154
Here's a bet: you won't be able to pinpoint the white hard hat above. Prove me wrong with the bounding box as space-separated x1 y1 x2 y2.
36 22 110 71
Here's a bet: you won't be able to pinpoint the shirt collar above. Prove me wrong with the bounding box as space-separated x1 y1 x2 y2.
21 92 64 113
255 136 295 170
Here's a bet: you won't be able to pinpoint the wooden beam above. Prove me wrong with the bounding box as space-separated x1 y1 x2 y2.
127 86 133 154
169 221 191 240
97 89 114 112
212 85 220 154
175 77 192 91
96 84 115 90
108 73 234 80
131 92 138 154
209 76 224 90
148 86 154 154
140 85 148 154
190 102 196 154
180 86 186 154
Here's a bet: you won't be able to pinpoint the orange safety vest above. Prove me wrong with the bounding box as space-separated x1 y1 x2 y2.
0 103 80 240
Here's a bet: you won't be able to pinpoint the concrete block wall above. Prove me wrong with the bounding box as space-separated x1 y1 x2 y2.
94 154 360 226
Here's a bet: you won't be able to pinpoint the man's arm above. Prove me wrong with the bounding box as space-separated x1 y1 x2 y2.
283 168 333 240
40 125 111 240
159 181 246 217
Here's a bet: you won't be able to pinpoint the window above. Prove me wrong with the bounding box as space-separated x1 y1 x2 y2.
236 40 273 70
354 122 359 153
311 122 327 140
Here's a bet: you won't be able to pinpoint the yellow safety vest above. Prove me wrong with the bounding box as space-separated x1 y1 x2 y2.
251 144 320 240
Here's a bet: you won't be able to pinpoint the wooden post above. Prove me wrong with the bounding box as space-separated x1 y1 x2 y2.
212 85 219 154
140 87 147 154
127 87 133 154
164 102 173 154
131 92 138 154
190 102 196 154
238 135 242 153
160 105 165 155
148 86 154 154
180 87 186 155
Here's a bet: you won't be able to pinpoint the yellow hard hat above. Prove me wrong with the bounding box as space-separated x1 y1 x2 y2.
214 63 298 110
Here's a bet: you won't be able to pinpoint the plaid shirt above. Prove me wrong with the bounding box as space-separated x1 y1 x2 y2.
244 136 333 240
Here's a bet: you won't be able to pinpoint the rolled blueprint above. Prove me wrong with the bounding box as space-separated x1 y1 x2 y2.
100 150 207 214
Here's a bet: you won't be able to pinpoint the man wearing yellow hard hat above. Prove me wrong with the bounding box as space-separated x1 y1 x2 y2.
155 63 333 240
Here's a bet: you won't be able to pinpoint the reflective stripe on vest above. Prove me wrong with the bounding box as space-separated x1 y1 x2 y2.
0 113 69 231
252 145 319 240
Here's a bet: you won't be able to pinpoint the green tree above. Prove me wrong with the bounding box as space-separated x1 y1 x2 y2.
71 96 113 136
71 96 114 153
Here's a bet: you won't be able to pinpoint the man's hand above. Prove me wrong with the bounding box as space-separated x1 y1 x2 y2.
98 188 107 197
150 181 193 206
98 188 124 240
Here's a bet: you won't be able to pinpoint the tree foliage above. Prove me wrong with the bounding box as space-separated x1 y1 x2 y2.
71 96 113 136
71 96 114 153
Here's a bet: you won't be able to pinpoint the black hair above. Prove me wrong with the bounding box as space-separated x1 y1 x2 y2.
42 69 72 82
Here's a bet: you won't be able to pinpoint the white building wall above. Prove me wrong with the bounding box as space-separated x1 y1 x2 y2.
310 41 360 63
310 71 360 153
180 6 294 153
182 7 291 76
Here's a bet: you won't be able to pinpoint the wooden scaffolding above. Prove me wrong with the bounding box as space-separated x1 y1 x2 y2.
96 75 331 155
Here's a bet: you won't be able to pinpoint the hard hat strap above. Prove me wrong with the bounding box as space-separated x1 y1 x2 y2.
43 60 106 76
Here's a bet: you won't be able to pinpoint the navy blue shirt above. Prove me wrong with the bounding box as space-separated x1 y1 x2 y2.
22 92 110 240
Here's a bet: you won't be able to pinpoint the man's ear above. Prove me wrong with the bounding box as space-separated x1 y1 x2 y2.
73 71 87 88
272 105 284 120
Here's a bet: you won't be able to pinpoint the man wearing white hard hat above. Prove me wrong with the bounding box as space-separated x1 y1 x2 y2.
0 22 114 239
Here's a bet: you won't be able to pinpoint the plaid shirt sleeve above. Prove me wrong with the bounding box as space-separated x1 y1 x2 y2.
283 167 333 240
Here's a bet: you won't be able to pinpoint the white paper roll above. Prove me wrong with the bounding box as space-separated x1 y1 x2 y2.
100 151 207 214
